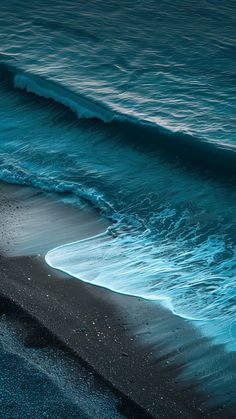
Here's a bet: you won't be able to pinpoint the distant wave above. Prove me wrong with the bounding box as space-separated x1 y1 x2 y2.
1 60 236 178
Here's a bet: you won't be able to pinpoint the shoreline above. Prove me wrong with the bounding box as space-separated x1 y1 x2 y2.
0 252 204 418
0 181 235 417
0 287 149 419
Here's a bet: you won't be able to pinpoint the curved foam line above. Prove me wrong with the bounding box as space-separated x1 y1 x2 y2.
46 249 207 322
0 167 117 222
45 232 208 323
45 249 174 310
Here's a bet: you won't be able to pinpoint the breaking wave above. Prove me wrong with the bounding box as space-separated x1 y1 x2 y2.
1 61 236 178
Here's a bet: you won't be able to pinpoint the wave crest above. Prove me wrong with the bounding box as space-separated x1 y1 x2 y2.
0 60 236 177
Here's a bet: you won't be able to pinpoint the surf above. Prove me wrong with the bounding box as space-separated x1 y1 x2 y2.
0 58 236 353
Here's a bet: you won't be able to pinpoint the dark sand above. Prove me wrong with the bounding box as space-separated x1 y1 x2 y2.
0 182 235 418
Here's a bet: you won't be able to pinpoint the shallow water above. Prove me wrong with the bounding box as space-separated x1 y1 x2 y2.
0 301 125 418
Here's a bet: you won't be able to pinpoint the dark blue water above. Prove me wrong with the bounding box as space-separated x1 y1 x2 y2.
0 312 125 418
0 0 236 351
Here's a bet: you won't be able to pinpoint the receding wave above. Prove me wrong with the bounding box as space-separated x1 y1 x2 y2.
0 165 115 220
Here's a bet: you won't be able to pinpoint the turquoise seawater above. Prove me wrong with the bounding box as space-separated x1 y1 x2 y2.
0 0 236 354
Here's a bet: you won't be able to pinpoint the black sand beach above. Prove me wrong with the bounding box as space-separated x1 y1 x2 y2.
0 182 235 418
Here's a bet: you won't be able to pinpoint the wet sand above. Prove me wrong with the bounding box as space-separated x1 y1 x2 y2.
0 182 235 418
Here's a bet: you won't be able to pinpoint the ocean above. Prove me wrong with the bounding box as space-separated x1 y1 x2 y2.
0 0 236 351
